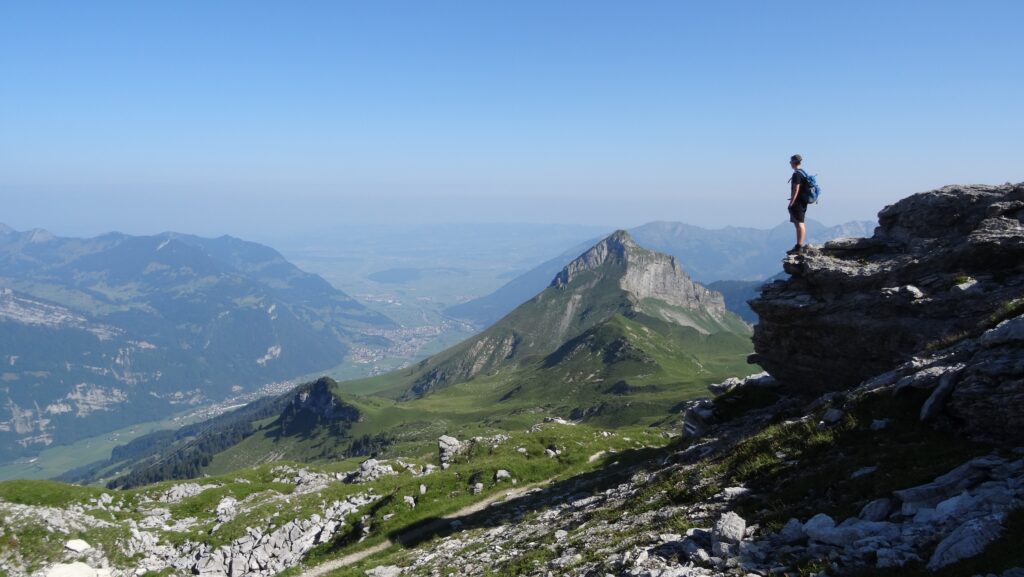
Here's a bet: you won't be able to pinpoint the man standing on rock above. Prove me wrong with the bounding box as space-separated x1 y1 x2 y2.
787 154 810 254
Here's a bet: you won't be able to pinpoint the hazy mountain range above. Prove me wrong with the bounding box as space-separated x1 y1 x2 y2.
445 218 874 327
0 225 393 462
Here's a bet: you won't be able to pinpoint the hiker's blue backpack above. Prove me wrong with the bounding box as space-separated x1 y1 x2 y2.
797 169 821 203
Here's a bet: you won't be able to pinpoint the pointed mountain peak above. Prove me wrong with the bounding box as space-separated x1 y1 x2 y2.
604 229 637 248
550 230 727 321
0 223 15 235
26 228 55 243
551 230 644 288
594 230 639 256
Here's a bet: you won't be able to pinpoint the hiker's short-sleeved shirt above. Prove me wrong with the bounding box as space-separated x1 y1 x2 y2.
789 169 809 223
791 170 811 202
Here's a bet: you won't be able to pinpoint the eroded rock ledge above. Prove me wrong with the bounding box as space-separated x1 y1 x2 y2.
751 182 1024 392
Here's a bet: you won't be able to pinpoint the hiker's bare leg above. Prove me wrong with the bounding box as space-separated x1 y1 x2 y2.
796 223 806 246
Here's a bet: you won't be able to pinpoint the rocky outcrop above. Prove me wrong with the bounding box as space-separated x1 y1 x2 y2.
123 494 378 576
344 458 397 483
438 435 462 468
765 454 1024 572
157 482 220 503
751 183 1024 391
278 377 360 427
848 312 1024 445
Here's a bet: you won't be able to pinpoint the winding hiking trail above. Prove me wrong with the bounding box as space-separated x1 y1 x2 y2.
296 476 560 577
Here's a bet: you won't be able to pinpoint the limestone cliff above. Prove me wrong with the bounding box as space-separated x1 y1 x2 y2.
552 230 726 315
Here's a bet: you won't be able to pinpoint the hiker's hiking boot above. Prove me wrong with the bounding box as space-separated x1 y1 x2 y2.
786 244 809 255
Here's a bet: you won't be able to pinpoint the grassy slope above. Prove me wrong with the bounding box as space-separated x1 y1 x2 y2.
0 422 663 576
321 384 1022 577
206 312 751 475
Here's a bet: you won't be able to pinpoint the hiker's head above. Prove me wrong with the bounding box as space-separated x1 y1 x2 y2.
790 154 802 168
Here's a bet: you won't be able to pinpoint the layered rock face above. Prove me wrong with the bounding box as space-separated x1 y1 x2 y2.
751 183 1024 391
553 230 726 315
855 312 1024 444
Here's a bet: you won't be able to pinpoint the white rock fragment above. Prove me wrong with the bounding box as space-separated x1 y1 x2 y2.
365 566 404 577
64 539 92 553
45 562 98 577
713 511 747 544
850 466 878 479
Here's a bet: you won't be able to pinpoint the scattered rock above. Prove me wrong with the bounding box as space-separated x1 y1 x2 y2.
713 511 747 544
821 408 845 424
850 466 878 479
927 512 1006 570
346 459 397 483
157 482 218 503
365 566 404 577
682 399 716 439
438 435 462 467
44 562 98 577
858 498 892 522
215 496 238 523
718 487 751 501
63 539 92 553
777 518 805 544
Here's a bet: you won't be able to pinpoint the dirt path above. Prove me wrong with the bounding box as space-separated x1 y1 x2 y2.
299 541 392 577
296 477 557 577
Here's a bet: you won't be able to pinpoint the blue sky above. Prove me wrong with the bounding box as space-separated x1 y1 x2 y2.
1 0 1022 239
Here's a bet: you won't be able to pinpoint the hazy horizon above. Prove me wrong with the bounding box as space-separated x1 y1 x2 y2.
0 203 877 248
3 2 1022 242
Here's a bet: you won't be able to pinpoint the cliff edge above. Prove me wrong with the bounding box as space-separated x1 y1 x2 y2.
750 182 1024 393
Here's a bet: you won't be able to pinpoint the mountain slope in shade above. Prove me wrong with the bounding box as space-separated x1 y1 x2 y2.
0 225 394 462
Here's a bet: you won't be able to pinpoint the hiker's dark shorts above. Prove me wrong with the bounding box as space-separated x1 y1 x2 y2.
789 200 808 224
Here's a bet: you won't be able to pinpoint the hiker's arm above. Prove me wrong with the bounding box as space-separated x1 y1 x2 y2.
789 180 800 206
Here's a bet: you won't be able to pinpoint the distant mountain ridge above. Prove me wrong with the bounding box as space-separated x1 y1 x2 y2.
0 224 394 462
445 218 874 327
